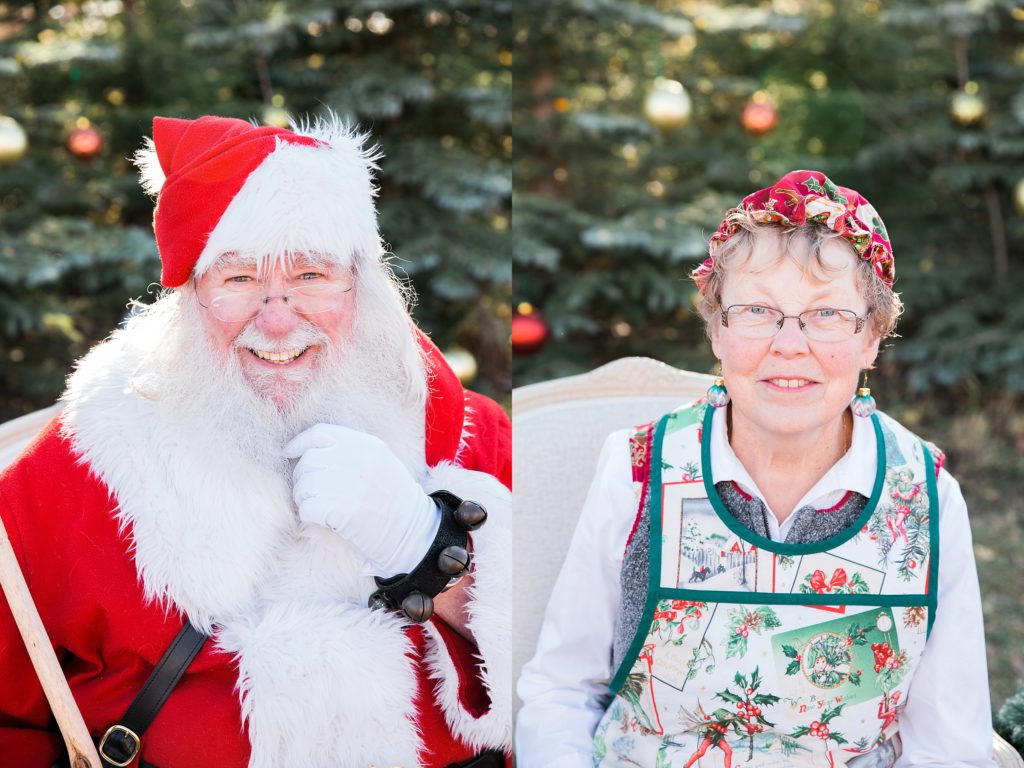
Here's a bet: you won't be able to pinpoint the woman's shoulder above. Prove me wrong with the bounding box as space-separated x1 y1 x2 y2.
874 410 947 480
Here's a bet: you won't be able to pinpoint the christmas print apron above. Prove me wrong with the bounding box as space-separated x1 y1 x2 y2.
593 401 939 768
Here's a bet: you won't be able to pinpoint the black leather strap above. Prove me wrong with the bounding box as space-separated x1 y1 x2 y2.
97 621 207 767
368 491 472 616
446 750 506 768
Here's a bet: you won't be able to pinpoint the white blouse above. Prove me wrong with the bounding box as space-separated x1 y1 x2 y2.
516 407 994 768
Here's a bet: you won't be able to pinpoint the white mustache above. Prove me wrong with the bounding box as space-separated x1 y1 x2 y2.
231 320 331 354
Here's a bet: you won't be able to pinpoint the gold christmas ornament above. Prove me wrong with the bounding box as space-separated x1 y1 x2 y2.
443 347 478 384
261 104 291 128
950 88 986 127
1014 177 1024 215
644 78 692 132
0 115 28 165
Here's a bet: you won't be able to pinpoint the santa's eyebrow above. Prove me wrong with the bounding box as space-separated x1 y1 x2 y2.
210 251 340 273
210 252 256 270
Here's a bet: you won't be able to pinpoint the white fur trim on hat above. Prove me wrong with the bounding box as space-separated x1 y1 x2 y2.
134 114 385 279
196 116 383 278
133 136 165 197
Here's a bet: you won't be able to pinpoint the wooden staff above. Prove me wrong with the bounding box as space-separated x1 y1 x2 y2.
0 513 101 768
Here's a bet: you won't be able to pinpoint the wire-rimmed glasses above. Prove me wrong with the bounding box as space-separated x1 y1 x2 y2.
195 271 355 323
720 303 869 342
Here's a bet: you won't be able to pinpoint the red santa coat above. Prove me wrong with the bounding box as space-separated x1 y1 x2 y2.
0 329 511 768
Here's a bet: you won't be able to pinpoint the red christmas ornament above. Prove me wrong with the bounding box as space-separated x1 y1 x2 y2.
511 306 549 355
68 122 103 159
742 94 778 136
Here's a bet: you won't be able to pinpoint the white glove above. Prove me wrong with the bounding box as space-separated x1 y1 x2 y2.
282 423 440 576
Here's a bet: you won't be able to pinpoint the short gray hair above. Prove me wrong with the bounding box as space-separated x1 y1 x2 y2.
695 209 902 339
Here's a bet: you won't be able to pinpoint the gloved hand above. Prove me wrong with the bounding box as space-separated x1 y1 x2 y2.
282 423 440 576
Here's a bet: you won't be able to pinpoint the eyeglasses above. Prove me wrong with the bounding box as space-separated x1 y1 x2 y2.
720 302 869 342
195 271 355 323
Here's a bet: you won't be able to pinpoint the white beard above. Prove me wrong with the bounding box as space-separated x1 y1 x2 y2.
58 284 512 765
127 290 427 479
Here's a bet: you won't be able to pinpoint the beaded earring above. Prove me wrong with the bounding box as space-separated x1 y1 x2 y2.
707 376 730 408
851 371 876 418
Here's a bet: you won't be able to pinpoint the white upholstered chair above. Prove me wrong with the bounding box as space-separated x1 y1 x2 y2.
511 356 1022 767
0 404 61 468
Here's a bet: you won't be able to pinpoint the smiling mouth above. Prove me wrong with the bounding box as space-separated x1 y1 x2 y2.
248 347 309 365
766 378 814 388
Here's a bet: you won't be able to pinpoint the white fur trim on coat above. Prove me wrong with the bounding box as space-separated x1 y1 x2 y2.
58 325 509 766
422 462 513 751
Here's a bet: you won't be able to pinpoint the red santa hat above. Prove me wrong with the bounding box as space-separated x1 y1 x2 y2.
134 114 383 287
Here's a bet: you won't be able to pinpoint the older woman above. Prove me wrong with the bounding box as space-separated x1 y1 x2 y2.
516 171 993 767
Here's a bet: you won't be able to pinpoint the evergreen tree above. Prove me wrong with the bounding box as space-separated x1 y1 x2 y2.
513 0 1024 405
997 679 1024 754
0 0 511 418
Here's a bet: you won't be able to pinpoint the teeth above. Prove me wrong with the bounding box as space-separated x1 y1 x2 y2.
252 348 306 364
769 378 811 388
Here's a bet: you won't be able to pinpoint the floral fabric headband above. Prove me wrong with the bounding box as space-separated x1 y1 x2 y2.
692 170 895 293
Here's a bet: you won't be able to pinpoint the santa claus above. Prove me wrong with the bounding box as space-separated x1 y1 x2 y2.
0 114 511 767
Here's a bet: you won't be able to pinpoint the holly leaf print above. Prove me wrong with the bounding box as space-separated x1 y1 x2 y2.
802 176 826 195
822 177 849 204
716 688 743 704
753 693 780 705
750 667 762 688
734 671 747 689
820 703 845 724
846 622 871 646
848 670 862 686
872 215 889 240
785 660 801 676
844 572 870 594
727 632 747 659
781 644 799 659
830 731 849 745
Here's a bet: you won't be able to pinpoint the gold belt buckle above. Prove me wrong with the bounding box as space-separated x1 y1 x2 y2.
98 724 141 767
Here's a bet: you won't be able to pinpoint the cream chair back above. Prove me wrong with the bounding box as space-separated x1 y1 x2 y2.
511 357 713 719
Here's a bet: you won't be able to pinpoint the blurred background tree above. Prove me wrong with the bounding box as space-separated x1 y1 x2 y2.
513 0 1024 732
0 0 511 418
514 0 1024 400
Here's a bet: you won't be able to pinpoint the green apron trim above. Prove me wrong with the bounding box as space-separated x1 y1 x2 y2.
606 405 940 694
700 406 887 556
654 589 930 607
608 412 670 695
923 444 940 638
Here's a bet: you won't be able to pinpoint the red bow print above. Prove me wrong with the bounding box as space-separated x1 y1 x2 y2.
809 568 848 593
